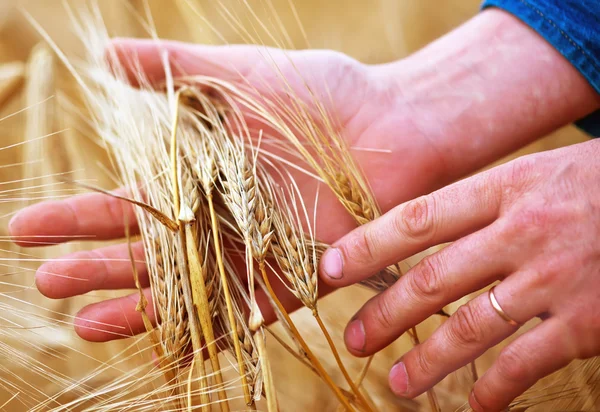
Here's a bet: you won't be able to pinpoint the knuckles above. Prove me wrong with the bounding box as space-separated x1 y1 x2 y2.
102 196 129 231
561 310 600 359
339 228 378 268
508 157 536 187
369 292 399 332
409 255 445 302
410 345 438 386
499 153 597 241
501 206 553 240
469 345 530 410
394 196 436 243
495 344 531 383
501 155 542 201
471 379 505 412
449 303 487 346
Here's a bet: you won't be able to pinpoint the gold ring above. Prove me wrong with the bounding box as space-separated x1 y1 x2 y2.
488 286 519 326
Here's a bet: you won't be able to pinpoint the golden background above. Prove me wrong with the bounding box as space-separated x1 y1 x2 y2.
0 1 593 411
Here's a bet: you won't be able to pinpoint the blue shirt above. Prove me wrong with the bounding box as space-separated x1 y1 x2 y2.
481 0 600 137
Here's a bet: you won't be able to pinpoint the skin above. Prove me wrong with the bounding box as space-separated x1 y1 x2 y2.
8 8 600 411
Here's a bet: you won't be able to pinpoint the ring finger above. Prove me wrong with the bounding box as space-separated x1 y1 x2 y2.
388 277 547 399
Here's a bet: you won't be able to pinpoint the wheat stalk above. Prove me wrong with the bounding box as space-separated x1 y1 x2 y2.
152 239 191 367
23 43 55 195
192 75 407 290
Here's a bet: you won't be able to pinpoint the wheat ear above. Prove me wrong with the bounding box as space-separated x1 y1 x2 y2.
123 218 186 412
214 134 278 412
224 163 356 411
267 178 372 412
170 90 230 411
185 91 254 407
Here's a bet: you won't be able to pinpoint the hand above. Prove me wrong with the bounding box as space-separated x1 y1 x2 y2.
9 39 448 341
320 139 600 410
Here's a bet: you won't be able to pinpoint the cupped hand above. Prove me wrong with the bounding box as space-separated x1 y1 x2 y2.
9 39 448 342
320 139 600 410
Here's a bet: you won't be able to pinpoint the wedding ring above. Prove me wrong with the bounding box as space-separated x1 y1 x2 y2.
488 286 519 326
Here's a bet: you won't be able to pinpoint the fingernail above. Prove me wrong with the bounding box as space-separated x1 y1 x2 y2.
344 319 366 352
469 392 483 411
321 248 343 280
389 362 408 396
7 212 21 236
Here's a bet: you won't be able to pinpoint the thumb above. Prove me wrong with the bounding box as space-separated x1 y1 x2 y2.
105 38 277 88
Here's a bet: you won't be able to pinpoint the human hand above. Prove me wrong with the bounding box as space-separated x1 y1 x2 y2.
320 139 600 410
8 38 448 341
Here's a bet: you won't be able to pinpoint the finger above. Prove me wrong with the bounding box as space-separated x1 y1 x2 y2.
9 188 139 246
75 287 155 342
387 277 547 399
107 38 278 87
343 223 512 355
74 276 336 342
36 241 147 299
320 169 504 286
470 318 575 412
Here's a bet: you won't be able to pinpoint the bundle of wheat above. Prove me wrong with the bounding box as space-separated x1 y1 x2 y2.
20 5 423 409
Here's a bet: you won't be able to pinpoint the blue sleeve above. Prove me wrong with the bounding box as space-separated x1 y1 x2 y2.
481 0 600 137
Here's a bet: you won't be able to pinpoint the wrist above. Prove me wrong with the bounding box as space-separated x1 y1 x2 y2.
375 8 600 183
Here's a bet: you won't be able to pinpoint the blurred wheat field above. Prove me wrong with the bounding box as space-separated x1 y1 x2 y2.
0 1 596 411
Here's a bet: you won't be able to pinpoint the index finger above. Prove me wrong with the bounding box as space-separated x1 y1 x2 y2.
9 188 139 247
319 169 504 286
107 38 275 88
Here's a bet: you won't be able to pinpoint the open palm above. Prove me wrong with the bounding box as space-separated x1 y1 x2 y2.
9 39 445 342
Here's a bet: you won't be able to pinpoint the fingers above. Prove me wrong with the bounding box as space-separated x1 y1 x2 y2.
75 287 155 341
9 188 139 246
36 241 148 299
107 38 276 87
470 318 574 411
343 223 511 355
387 276 548 400
73 271 336 342
320 170 504 286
